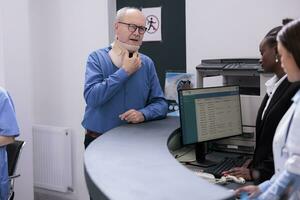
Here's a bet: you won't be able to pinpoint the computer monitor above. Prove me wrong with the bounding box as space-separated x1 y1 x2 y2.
178 85 243 166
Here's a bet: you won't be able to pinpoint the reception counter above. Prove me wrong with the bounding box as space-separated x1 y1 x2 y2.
84 117 234 200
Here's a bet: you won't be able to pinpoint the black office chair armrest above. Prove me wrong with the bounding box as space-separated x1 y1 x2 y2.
9 174 21 179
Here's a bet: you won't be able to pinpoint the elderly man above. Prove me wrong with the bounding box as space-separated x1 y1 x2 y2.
82 7 168 148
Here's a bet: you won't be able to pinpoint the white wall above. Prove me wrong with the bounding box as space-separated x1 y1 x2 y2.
1 0 109 199
186 0 300 75
0 1 5 86
29 0 109 199
0 0 34 199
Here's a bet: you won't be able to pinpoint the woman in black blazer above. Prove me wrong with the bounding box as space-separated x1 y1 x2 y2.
223 19 300 184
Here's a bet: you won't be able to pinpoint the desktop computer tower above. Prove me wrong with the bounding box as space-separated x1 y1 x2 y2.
196 58 272 154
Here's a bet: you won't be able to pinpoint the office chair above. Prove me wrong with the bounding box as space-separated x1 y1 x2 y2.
6 140 25 200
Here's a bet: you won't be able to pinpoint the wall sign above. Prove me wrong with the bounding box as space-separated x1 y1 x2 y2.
142 7 162 42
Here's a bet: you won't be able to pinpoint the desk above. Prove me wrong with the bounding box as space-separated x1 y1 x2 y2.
173 147 253 190
84 117 234 200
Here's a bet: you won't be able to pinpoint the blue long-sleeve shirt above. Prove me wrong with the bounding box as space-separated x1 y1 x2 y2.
0 87 19 200
82 47 168 134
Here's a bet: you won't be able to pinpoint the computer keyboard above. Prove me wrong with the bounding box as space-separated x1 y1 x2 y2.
203 156 249 178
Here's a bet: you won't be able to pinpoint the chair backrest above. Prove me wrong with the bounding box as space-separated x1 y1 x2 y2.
6 140 25 176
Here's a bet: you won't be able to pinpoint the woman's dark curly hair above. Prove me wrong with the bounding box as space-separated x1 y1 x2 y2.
264 18 293 48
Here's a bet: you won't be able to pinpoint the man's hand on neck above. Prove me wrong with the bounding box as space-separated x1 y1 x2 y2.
122 50 141 75
109 39 141 74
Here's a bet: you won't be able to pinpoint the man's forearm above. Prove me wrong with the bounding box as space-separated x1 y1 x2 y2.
140 98 168 121
0 136 15 146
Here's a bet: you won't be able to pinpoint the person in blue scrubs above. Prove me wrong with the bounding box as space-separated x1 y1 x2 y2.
0 87 20 200
236 18 300 200
82 7 168 148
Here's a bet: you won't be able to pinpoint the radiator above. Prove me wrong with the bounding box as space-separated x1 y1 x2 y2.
33 125 73 193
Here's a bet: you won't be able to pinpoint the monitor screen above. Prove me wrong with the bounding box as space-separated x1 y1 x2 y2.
178 85 242 145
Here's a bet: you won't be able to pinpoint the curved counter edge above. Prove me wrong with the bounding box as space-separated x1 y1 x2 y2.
84 116 235 200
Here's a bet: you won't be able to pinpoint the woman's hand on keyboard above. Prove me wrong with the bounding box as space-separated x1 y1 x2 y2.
222 167 252 180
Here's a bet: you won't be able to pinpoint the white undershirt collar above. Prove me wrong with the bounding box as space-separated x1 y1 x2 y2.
261 74 287 119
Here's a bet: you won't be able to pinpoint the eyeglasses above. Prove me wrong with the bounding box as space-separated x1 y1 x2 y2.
118 22 147 34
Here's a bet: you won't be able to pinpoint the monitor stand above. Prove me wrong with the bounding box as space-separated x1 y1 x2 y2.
195 142 217 167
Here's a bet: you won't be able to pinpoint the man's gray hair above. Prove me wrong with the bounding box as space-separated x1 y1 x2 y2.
115 7 143 22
